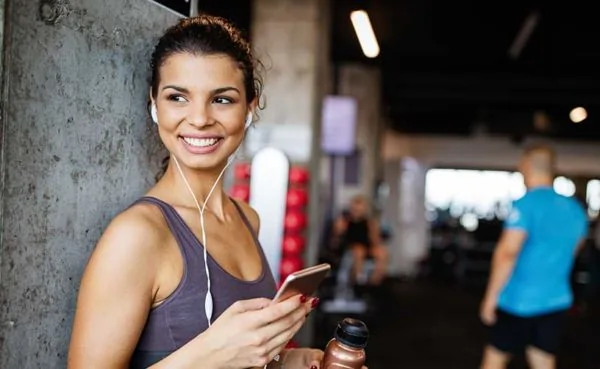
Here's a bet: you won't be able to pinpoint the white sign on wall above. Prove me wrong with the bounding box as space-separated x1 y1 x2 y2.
320 95 358 155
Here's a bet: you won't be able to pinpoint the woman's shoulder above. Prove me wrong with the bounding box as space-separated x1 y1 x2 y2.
95 200 170 258
116 199 166 230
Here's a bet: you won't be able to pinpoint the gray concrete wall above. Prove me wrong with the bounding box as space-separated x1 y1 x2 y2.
251 0 327 128
0 1 177 367
336 64 382 208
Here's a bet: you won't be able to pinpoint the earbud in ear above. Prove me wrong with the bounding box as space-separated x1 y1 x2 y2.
151 104 158 124
244 111 253 129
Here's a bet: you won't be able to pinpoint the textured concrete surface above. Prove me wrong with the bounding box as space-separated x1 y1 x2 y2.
0 0 177 367
251 0 329 128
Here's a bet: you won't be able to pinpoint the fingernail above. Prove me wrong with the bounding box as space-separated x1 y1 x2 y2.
311 297 320 308
300 295 308 303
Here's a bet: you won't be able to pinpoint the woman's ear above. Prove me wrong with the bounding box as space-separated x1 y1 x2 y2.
249 97 258 115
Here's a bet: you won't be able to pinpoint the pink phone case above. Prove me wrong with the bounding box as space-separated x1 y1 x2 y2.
273 263 331 302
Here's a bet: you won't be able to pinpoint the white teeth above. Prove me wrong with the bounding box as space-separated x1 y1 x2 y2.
183 137 220 147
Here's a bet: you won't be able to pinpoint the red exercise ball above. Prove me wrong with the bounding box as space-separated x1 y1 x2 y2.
289 166 310 185
286 188 308 208
280 256 304 281
284 211 307 232
282 235 305 256
229 184 250 202
233 162 251 180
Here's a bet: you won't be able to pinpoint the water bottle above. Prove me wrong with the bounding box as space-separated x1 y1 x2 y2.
321 318 369 368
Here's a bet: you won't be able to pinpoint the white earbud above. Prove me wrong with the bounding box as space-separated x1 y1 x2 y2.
151 103 158 124
245 111 253 129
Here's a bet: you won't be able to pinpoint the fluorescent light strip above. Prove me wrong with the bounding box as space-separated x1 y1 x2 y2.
350 10 380 58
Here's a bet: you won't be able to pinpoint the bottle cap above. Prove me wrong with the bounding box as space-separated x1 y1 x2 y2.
334 318 369 349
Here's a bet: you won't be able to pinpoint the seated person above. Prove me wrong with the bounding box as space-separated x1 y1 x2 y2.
332 195 389 285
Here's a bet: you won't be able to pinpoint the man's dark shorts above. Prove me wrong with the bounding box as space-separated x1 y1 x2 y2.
488 308 567 355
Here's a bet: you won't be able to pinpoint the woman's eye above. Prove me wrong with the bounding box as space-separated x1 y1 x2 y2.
168 95 187 103
213 96 233 104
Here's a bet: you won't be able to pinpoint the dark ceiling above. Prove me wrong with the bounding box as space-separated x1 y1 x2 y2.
199 0 600 141
332 0 600 141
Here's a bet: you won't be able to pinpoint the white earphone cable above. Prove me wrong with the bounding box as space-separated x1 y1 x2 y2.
172 153 235 327
154 106 252 328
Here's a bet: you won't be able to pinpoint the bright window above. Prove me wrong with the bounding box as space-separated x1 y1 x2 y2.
587 179 600 218
426 169 576 226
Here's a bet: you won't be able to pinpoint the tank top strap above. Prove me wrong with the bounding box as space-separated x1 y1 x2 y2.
132 196 198 257
229 198 260 243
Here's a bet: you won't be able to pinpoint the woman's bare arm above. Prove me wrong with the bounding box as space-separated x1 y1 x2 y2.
68 205 224 369
68 208 164 368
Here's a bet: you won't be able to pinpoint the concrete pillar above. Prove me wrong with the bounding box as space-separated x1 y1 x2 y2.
249 0 331 346
251 0 331 129
382 160 402 275
381 158 430 277
249 0 331 270
0 1 177 367
397 158 430 276
336 64 382 207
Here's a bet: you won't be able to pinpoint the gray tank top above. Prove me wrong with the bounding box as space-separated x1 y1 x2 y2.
129 196 277 368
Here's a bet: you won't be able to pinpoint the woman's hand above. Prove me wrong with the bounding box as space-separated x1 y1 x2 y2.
280 348 368 369
202 294 315 369
278 348 322 369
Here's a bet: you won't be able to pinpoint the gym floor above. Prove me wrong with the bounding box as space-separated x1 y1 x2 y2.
312 278 600 369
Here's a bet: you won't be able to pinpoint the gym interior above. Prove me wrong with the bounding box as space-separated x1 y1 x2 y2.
1 1 599 368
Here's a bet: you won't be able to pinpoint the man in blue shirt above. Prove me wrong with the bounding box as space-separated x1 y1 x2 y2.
480 144 588 369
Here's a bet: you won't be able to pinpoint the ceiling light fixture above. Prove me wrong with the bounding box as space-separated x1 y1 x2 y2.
569 107 587 123
508 11 540 60
350 10 380 58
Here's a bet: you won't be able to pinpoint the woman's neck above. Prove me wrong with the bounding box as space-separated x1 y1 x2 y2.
161 158 230 219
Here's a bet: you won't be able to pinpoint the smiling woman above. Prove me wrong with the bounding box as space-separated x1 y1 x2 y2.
153 53 250 169
67 15 327 369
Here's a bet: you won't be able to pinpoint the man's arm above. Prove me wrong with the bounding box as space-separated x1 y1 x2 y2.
483 229 527 305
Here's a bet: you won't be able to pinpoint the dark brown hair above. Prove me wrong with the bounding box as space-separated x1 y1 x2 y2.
150 14 263 103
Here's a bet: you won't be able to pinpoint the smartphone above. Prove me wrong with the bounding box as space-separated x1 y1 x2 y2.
273 263 331 303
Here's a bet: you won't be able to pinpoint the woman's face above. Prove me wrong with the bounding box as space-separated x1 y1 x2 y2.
152 52 251 172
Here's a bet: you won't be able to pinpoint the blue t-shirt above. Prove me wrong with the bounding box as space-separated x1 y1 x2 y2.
498 186 588 316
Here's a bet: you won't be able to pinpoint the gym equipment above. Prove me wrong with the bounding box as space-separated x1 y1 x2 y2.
280 256 304 282
229 184 250 202
289 166 310 185
284 211 307 233
286 188 308 208
282 234 305 256
233 162 251 180
249 148 290 282
321 250 374 314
